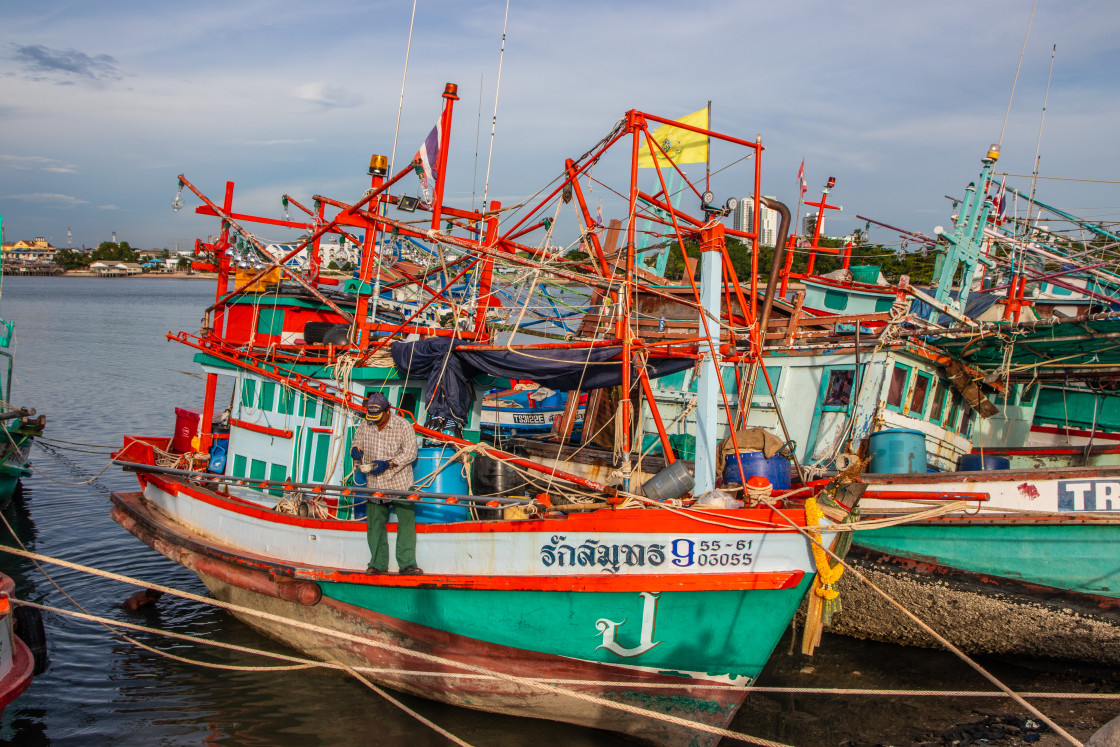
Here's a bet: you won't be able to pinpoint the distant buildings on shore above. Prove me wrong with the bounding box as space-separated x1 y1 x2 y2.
1 237 58 264
732 197 779 247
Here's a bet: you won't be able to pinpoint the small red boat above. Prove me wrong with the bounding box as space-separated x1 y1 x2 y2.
0 573 35 717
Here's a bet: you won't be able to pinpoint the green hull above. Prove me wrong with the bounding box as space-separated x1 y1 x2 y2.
854 523 1120 599
328 577 815 679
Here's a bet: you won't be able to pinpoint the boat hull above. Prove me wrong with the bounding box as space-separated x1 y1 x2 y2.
843 466 1120 662
199 573 751 746
0 574 34 717
110 485 818 745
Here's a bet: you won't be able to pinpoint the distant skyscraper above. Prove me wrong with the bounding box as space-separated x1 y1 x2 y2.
732 196 779 247
803 211 826 237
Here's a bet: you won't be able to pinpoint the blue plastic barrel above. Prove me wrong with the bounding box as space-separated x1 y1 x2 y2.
867 429 927 474
723 451 792 490
412 446 472 523
957 454 1011 472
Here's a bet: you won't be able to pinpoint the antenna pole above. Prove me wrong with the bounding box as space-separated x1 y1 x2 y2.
481 0 512 215
1028 44 1056 214
389 0 419 178
998 0 1038 149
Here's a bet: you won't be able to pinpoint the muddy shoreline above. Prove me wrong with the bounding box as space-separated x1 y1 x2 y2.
731 629 1119 746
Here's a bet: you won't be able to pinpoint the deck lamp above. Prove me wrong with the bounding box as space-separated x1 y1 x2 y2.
700 191 715 211
725 197 738 213
986 144 1001 162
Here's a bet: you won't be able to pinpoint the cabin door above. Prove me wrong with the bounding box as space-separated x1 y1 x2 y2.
805 365 858 464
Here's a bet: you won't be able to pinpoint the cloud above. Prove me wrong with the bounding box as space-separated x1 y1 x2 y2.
12 44 121 82
0 154 78 173
4 193 89 207
97 204 119 211
292 82 361 109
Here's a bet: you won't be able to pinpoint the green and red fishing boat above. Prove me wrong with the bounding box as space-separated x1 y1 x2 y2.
110 86 847 743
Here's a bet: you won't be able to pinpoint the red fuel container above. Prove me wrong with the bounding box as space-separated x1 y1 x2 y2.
173 407 202 453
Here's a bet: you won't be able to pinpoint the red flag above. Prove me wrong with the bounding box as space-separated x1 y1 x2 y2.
797 159 807 196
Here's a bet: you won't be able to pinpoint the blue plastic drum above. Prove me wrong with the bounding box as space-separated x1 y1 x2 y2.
867 429 927 474
957 454 1011 471
412 446 472 523
723 451 792 490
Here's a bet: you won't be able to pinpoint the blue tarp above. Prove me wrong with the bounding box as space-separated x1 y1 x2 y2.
391 338 693 426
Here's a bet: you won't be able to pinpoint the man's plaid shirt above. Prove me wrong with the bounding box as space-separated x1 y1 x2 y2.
352 414 418 492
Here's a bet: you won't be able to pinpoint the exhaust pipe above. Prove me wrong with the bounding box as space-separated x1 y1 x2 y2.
758 197 791 344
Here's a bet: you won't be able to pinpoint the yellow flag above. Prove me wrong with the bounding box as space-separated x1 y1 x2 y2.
637 107 709 169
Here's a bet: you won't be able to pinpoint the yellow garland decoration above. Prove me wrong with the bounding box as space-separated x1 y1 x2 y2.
804 496 843 597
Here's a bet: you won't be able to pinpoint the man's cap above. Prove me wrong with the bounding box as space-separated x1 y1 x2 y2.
364 392 390 420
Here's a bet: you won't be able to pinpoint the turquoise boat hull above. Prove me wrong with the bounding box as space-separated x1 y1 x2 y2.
853 522 1120 599
328 580 813 680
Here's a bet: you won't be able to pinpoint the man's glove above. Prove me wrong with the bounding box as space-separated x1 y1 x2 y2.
367 460 391 476
350 446 363 461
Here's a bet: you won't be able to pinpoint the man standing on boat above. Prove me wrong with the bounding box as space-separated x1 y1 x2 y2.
351 392 422 575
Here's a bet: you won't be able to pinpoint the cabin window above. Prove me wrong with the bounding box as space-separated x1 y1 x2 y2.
300 394 318 420
1020 382 1038 406
874 297 894 313
721 367 741 398
824 290 848 311
320 402 334 428
258 381 276 412
257 308 285 336
240 379 257 408
909 372 932 417
947 391 962 429
399 391 419 420
959 401 974 435
658 370 689 390
752 366 783 396
232 454 247 478
277 387 296 416
929 380 949 423
886 364 911 411
823 370 855 406
249 459 267 483
1051 284 1073 296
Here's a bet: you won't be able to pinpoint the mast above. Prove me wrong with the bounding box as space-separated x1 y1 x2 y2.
693 222 725 496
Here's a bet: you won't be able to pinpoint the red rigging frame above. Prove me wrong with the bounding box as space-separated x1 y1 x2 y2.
176 84 769 474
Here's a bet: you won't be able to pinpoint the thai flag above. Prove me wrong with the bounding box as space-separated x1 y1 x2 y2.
997 177 1007 218
415 122 441 201
797 159 807 196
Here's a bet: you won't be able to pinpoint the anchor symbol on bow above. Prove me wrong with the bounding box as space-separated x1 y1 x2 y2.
595 591 663 658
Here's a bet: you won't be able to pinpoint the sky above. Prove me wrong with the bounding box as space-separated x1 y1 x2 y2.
3 0 1120 253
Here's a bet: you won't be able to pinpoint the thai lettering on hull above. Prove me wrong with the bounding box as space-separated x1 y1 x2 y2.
538 535 756 572
596 591 662 658
539 535 666 573
1057 480 1120 512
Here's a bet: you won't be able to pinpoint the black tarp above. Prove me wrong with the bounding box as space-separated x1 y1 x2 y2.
390 338 694 425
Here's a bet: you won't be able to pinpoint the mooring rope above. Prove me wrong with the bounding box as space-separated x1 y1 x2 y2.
338 663 474 747
15 599 1120 704
0 545 792 747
